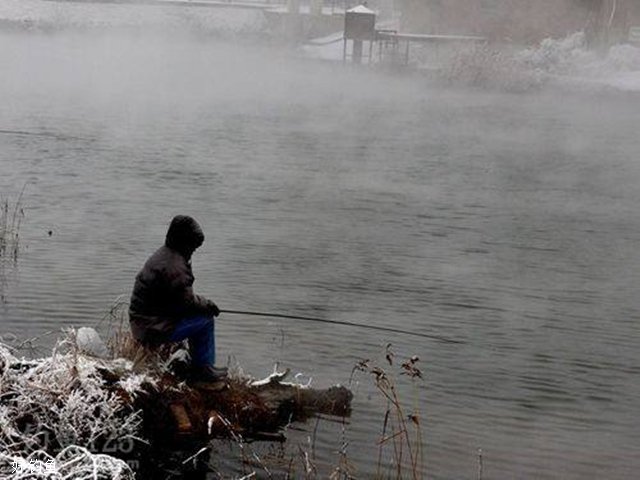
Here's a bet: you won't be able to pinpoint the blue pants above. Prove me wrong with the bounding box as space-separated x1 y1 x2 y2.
169 316 215 367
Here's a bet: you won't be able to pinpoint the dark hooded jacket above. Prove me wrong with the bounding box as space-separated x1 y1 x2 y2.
129 215 217 344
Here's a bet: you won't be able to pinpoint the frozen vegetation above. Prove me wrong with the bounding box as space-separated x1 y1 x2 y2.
423 31 640 92
0 331 145 479
517 32 640 91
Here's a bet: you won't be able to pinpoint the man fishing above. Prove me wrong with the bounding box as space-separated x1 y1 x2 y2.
129 215 227 386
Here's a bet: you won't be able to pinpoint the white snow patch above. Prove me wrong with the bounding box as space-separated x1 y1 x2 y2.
76 327 109 358
347 5 376 15
516 32 640 92
118 373 157 398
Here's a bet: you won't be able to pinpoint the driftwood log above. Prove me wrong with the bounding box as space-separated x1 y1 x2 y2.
94 347 353 446
136 368 352 445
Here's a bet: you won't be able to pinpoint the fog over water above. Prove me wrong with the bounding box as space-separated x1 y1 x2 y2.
1 6 640 479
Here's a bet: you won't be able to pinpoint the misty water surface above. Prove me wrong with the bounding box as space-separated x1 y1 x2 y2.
1 28 640 479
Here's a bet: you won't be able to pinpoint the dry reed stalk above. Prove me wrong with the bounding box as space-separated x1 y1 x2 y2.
351 345 425 480
0 185 26 264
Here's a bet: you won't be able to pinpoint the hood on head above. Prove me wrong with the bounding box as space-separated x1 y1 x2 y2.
165 215 204 257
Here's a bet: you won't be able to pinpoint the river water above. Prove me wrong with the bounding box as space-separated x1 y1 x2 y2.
1 15 640 480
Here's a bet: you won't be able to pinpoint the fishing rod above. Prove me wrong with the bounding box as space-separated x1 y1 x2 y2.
0 129 80 140
220 309 464 345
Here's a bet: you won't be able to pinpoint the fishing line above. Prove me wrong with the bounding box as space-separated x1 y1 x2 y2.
220 309 464 345
0 129 80 140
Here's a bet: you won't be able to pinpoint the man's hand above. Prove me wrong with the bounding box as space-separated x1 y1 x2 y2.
208 300 220 317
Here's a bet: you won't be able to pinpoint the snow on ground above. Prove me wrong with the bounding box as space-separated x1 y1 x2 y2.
517 32 640 92
0 0 263 34
600 71 640 91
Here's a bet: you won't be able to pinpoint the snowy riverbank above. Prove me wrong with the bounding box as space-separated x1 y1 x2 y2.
302 31 640 94
0 327 353 479
2 1 639 94
516 32 640 93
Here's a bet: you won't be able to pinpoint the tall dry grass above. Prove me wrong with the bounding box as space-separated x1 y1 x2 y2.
0 187 25 264
351 344 424 480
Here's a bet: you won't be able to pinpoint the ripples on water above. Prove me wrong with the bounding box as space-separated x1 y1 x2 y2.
1 22 640 479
